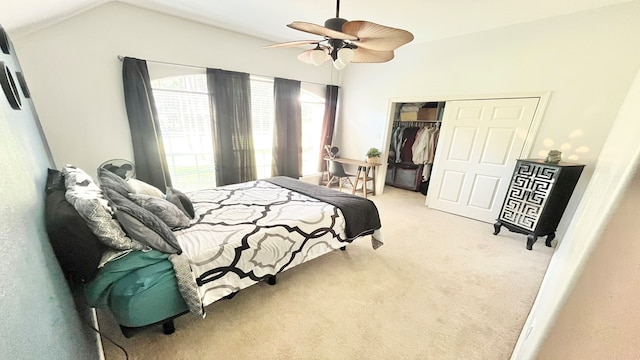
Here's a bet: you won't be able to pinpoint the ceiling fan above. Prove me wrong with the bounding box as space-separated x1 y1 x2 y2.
263 0 414 70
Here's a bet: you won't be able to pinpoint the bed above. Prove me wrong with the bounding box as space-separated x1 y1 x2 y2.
45 166 383 337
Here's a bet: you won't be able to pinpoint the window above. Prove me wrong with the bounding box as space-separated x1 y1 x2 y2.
152 73 326 191
250 76 275 180
299 85 326 176
151 75 215 191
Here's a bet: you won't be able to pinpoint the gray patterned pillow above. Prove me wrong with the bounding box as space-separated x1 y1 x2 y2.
103 188 182 254
63 165 111 212
62 165 147 251
98 167 133 197
128 193 191 228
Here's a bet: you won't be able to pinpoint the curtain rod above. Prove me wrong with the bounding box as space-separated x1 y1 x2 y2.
116 55 337 87
117 55 202 70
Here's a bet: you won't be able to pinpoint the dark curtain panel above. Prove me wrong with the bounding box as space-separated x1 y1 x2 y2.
318 85 339 172
272 78 302 178
206 68 257 185
122 57 172 192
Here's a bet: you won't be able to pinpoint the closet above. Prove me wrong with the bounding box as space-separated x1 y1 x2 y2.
381 95 544 224
386 102 444 194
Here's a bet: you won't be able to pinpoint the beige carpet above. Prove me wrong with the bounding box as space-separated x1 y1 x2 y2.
99 186 553 360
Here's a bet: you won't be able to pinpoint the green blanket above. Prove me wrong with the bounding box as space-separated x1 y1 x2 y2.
84 250 169 307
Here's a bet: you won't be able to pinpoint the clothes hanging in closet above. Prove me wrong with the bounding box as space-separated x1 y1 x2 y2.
411 127 430 164
388 121 440 182
400 127 420 162
410 124 439 182
390 123 406 163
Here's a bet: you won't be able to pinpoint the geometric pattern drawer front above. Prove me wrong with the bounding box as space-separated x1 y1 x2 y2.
499 162 559 231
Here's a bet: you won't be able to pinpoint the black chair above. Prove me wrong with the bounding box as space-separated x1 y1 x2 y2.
326 160 354 191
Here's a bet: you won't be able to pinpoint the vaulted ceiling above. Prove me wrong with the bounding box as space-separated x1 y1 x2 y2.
1 0 633 44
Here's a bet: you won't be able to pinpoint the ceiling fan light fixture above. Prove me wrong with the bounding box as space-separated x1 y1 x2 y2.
329 46 353 70
333 58 348 70
337 47 354 65
310 47 327 66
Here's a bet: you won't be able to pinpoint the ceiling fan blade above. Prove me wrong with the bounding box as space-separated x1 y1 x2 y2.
352 48 395 63
288 21 358 41
297 48 330 64
343 21 414 51
263 40 321 49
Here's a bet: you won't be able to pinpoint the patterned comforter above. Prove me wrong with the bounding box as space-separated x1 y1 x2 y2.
170 179 382 316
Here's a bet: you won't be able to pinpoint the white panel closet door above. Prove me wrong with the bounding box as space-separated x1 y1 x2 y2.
426 98 539 223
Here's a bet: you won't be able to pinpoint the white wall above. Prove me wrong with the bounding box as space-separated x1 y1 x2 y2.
337 2 640 234
536 162 640 359
1 34 99 359
11 1 343 177
512 63 640 360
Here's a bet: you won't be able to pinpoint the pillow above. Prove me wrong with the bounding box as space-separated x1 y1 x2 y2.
97 167 133 197
103 188 182 254
128 193 191 228
100 162 134 180
63 165 112 212
166 187 195 219
63 165 147 251
126 178 165 198
45 168 66 194
44 189 105 283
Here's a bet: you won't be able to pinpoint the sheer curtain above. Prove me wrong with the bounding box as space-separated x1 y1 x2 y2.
318 85 339 172
271 77 302 178
122 57 172 192
206 68 257 186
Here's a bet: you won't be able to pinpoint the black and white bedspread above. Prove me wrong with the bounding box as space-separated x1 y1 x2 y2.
171 178 382 316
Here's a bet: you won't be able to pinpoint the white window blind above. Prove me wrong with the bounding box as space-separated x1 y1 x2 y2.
300 85 326 176
151 75 215 191
250 76 275 180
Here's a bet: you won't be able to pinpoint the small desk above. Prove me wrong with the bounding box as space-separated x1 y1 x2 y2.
324 157 381 198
